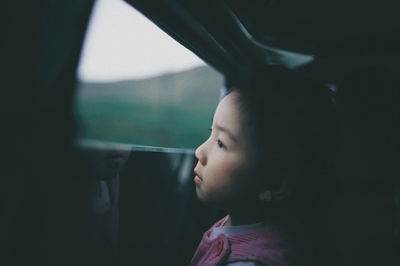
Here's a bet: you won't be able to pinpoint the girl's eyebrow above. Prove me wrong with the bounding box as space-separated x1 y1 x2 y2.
211 118 238 143
214 123 238 143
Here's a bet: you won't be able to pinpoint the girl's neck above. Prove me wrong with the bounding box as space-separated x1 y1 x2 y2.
224 207 265 226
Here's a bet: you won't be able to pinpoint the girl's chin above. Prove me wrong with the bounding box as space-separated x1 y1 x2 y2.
195 191 226 207
195 188 209 203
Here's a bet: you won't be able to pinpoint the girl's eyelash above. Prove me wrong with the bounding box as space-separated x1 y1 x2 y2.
217 139 226 149
208 127 226 149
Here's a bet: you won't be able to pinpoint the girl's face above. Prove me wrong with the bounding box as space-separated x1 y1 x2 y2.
194 91 257 207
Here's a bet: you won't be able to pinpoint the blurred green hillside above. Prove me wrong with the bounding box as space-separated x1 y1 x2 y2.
75 66 224 149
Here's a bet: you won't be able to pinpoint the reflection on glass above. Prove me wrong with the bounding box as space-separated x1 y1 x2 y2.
78 141 211 266
81 142 130 265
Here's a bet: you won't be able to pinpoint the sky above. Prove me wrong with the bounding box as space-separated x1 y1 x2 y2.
77 0 205 82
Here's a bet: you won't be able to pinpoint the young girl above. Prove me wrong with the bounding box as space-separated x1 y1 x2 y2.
190 66 337 266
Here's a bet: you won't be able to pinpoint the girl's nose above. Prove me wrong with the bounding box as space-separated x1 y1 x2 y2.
195 141 207 165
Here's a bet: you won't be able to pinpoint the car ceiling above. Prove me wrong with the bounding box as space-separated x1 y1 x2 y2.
126 0 400 83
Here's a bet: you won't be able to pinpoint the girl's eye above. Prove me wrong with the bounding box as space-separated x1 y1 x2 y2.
217 139 226 149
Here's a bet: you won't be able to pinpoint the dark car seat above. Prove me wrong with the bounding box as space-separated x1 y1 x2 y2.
331 66 400 266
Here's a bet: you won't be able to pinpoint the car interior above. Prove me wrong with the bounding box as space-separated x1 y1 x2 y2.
2 0 399 265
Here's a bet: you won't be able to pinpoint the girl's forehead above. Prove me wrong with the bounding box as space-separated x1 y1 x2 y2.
214 92 244 136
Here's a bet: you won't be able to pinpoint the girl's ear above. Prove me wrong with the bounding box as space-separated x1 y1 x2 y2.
259 179 291 202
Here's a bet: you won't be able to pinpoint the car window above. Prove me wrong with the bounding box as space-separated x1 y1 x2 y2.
75 0 223 149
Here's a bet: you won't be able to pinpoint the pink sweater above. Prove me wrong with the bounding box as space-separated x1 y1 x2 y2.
190 216 303 266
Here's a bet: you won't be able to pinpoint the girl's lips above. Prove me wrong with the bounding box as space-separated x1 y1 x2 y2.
194 175 203 185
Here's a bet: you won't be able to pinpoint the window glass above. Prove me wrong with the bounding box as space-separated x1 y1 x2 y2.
76 0 223 149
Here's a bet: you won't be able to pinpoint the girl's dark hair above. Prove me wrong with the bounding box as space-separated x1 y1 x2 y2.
227 65 337 205
227 65 338 262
